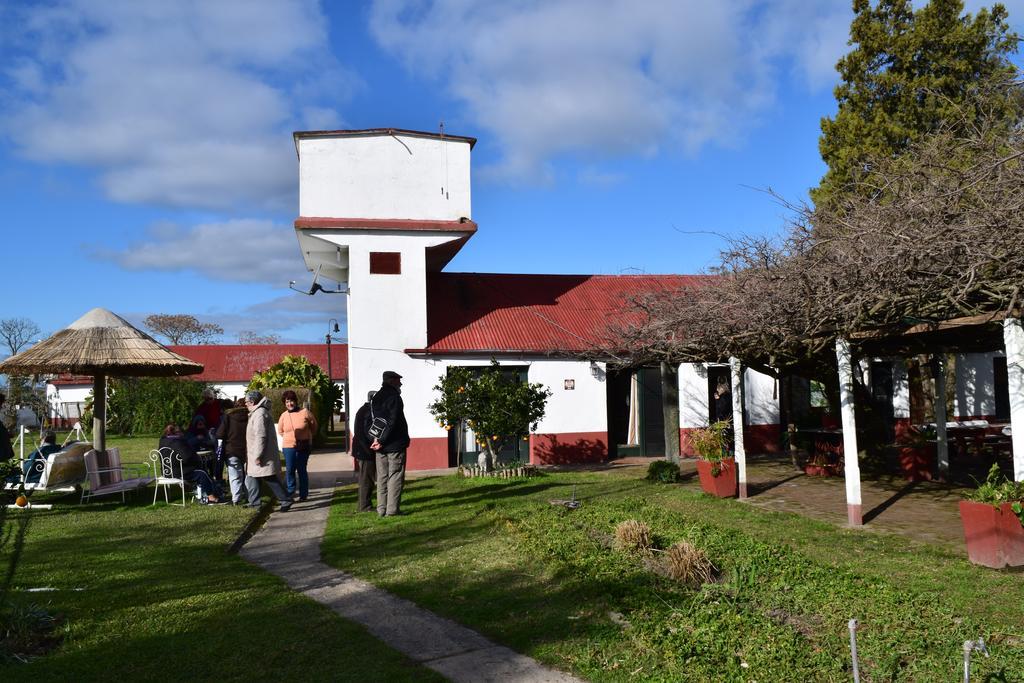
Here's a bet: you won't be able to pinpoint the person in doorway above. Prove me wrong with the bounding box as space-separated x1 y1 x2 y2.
217 398 260 506
714 381 734 454
277 389 318 501
370 371 409 517
352 391 376 512
0 393 14 464
245 390 291 512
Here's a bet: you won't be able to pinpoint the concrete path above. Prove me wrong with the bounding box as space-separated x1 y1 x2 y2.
240 450 582 683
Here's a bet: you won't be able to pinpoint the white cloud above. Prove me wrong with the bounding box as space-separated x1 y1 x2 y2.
1 0 357 210
368 0 858 180
95 218 307 286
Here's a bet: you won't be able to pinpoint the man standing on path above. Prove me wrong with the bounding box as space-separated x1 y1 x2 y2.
352 390 376 512
369 371 409 516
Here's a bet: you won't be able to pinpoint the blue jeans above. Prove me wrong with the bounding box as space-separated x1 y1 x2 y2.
185 469 222 498
226 456 260 505
283 447 310 499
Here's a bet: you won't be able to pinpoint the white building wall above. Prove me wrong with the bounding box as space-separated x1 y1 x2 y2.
892 360 911 419
954 351 1002 418
298 134 471 221
679 363 710 428
744 368 780 425
530 360 607 434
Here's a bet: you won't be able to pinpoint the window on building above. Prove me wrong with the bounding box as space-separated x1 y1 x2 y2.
369 251 401 274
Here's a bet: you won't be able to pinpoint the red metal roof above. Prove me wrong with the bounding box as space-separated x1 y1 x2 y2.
51 344 347 385
419 273 712 354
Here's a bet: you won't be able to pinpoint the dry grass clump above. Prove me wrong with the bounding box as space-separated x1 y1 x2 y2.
614 519 654 555
662 541 715 586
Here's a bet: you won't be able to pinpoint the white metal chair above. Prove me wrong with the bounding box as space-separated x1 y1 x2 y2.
150 447 188 506
80 447 153 504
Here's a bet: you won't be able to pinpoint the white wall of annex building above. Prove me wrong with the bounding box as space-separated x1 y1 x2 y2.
954 351 1002 418
530 360 607 434
679 363 710 429
298 134 471 221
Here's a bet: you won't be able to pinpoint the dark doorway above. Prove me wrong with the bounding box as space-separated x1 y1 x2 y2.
639 367 665 456
707 366 730 423
606 366 667 457
994 356 1010 421
870 360 896 442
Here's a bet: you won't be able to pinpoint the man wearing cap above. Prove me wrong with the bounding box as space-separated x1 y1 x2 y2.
369 371 409 516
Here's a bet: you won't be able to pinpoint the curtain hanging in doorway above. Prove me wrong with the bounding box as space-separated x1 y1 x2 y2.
626 371 639 445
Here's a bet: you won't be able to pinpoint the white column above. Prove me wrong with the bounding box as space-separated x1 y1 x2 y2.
1004 318 1024 482
730 356 746 499
836 338 862 526
933 356 949 478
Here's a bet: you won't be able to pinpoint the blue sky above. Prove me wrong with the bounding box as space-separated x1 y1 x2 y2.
1 0 1021 347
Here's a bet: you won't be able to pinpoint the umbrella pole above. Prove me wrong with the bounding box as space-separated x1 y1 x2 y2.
93 372 106 454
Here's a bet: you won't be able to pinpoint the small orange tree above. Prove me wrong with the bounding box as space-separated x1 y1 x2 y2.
428 360 551 470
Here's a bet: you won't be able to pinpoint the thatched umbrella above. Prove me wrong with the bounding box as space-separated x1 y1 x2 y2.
0 308 203 453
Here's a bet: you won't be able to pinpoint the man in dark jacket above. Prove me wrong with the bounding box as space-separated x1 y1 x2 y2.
217 398 260 506
352 391 376 512
369 371 410 516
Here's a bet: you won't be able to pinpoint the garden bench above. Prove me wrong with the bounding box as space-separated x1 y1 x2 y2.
80 447 154 504
4 443 89 497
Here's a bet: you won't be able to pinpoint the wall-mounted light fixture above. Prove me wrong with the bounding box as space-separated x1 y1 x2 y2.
589 361 601 379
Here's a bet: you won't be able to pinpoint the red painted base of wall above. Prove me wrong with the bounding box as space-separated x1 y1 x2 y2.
530 431 607 465
680 424 781 457
406 437 449 470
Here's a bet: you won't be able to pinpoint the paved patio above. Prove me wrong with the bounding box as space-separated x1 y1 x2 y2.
680 455 970 549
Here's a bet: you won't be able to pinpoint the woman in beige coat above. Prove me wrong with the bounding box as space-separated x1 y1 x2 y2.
245 390 292 511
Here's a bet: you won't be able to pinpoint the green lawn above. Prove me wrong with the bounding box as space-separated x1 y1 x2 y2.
322 469 1024 682
0 493 443 681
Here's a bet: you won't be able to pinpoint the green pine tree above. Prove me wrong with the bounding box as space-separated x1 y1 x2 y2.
813 0 1019 206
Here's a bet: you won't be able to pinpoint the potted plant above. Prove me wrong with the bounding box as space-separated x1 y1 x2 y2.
959 464 1024 568
897 425 935 482
689 420 735 498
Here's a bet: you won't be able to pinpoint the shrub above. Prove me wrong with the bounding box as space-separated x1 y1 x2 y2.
662 540 716 586
614 519 654 555
248 355 339 446
646 460 681 483
689 420 731 463
84 377 209 435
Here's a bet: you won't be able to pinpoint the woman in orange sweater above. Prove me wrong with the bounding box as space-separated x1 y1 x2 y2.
277 389 318 501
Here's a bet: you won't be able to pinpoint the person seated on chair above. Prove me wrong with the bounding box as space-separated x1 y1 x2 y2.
22 430 61 485
184 415 216 452
158 424 224 504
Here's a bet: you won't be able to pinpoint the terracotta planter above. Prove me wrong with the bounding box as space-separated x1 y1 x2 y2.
898 444 934 482
696 458 736 498
959 500 1024 568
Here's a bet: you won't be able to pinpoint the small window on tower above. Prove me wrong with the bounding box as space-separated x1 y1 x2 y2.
370 251 401 274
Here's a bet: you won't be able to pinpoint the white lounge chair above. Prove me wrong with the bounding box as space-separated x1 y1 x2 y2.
4 443 89 497
80 447 154 504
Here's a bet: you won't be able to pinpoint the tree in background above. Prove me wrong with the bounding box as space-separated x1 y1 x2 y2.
143 314 223 345
237 331 281 345
0 318 40 358
248 355 339 443
813 0 1019 206
428 361 551 471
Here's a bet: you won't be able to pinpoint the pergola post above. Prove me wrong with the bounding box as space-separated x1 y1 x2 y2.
932 356 949 479
1004 318 1024 482
93 371 106 454
836 338 862 526
729 356 747 499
